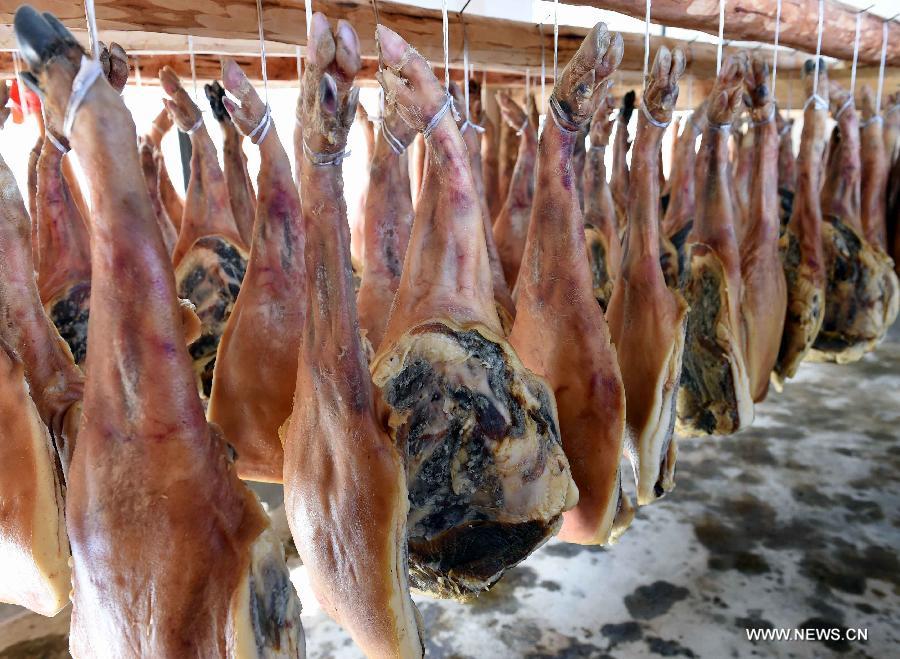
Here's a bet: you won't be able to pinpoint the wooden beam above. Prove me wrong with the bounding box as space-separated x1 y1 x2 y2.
0 0 807 77
571 0 900 65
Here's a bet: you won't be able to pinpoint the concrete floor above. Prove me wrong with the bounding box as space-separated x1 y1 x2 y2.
1 328 898 658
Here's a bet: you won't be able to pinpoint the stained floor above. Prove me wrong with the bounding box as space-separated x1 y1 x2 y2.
1 328 898 658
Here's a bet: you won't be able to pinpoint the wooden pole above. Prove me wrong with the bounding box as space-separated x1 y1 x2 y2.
572 0 900 65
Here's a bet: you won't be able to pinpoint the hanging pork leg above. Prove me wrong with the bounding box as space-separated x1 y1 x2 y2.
14 8 304 655
606 48 688 505
776 110 796 231
583 93 622 311
509 24 633 545
34 124 92 365
371 24 576 599
772 60 829 388
740 57 787 404
161 66 249 398
282 14 423 657
492 91 537 289
206 80 257 246
677 54 754 436
357 92 418 350
146 106 184 232
450 82 517 331
808 81 899 362
137 136 178 256
610 90 635 234
206 59 307 483
0 129 72 616
662 100 707 277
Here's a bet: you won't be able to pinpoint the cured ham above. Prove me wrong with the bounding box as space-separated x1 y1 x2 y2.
282 15 423 656
776 110 796 230
370 24 576 599
161 66 249 397
0 338 69 616
610 90 635 233
350 101 376 269
450 82 516 331
509 23 632 545
146 106 184 232
0 129 83 482
34 117 92 365
137 135 178 256
606 47 688 505
478 80 502 222
0 110 70 615
206 80 257 246
739 57 787 403
808 81 899 362
772 60 829 388
492 92 537 289
859 85 888 250
677 54 754 436
356 92 417 352
662 100 706 276
13 8 304 655
206 59 307 483
582 94 622 310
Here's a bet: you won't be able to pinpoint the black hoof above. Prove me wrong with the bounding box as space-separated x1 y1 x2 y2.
205 81 229 122
14 6 79 71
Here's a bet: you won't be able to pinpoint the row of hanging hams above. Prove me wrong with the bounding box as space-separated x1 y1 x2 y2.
1 3 899 657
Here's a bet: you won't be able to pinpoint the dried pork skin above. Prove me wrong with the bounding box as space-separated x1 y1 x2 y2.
606 48 688 505
10 8 306 655
372 24 574 602
676 54 754 436
492 93 537 289
739 57 787 404
284 19 423 658
771 60 829 389
0 340 69 617
175 235 247 398
510 24 632 546
207 61 306 483
372 321 573 597
0 152 84 478
35 136 92 365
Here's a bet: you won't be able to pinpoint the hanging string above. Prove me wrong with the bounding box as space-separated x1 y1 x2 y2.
441 0 450 90
716 0 726 76
525 68 531 103
875 18 889 114
134 56 142 88
188 35 199 102
553 0 559 80
256 0 269 104
305 0 312 40
849 7 869 96
539 22 546 111
643 0 651 84
810 0 825 105
84 0 99 61
296 46 302 81
772 0 782 94
463 21 471 123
